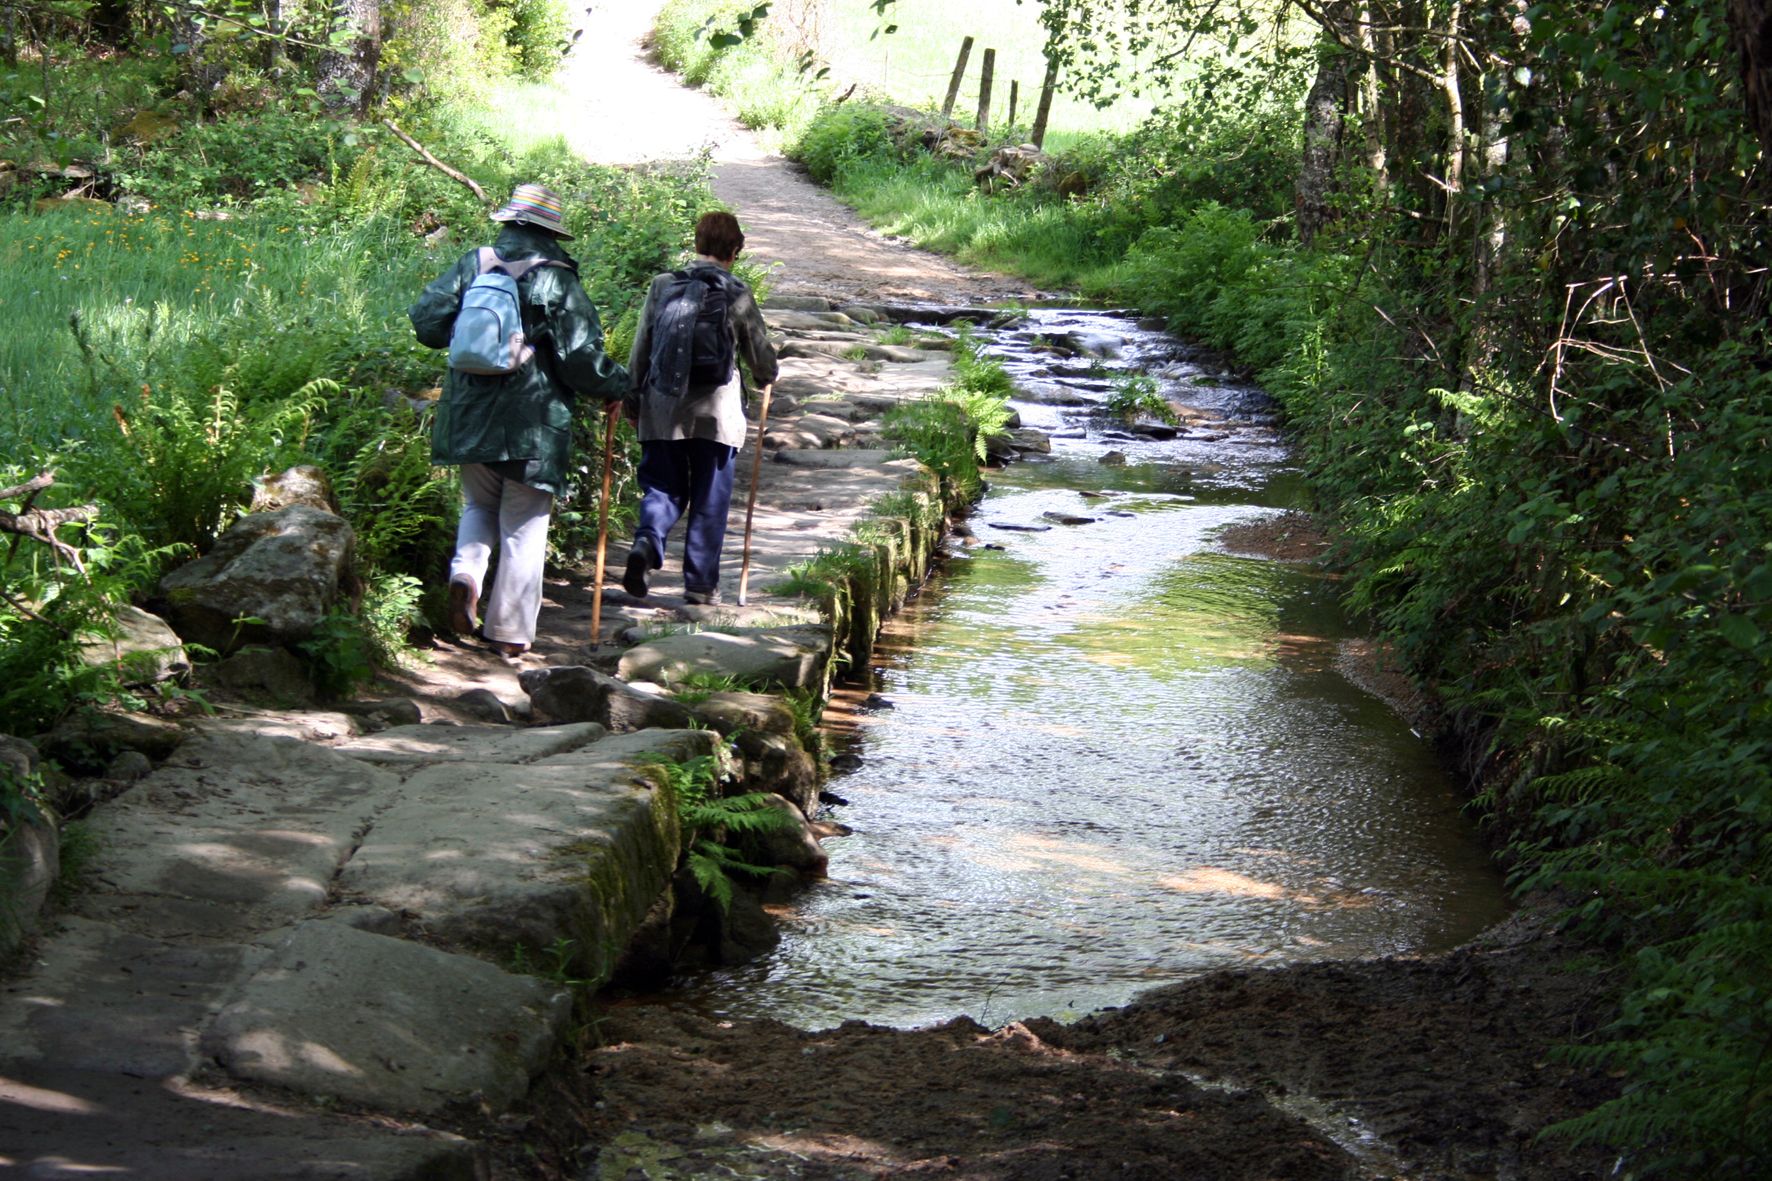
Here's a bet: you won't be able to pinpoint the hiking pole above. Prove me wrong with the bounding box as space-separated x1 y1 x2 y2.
736 382 775 607
589 403 621 644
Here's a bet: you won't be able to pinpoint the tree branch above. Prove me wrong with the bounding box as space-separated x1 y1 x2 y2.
2 471 96 576
383 119 489 204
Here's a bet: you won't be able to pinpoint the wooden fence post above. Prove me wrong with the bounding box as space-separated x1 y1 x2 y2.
975 47 996 132
1008 79 1020 129
1031 57 1059 149
941 36 974 120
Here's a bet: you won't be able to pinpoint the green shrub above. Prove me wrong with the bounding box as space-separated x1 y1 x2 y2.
640 753 791 913
298 609 376 700
1105 373 1177 425
506 0 573 80
793 104 900 185
123 110 361 210
62 372 329 556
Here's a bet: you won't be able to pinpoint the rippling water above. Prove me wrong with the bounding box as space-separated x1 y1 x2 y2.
666 309 1509 1030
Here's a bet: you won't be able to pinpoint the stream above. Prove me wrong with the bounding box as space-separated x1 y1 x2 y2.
668 308 1509 1030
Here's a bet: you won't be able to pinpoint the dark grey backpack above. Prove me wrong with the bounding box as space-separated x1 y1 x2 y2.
645 269 737 397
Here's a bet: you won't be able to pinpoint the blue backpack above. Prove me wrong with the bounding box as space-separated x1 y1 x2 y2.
447 248 568 375
645 268 737 397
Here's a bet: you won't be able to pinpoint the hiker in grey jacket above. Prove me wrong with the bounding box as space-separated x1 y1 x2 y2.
621 211 777 606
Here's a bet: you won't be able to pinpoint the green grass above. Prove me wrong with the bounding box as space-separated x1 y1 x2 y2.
826 156 1120 293
0 210 438 453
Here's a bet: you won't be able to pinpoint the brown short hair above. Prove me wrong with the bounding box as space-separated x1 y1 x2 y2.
694 211 745 261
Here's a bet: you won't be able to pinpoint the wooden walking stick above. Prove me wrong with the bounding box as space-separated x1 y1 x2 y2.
736 383 775 607
589 404 621 643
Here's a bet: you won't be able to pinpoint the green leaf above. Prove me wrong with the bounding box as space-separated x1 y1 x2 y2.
1716 614 1758 651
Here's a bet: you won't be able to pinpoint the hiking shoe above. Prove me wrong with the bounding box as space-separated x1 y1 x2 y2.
684 587 722 606
622 542 654 598
446 577 477 636
487 639 527 658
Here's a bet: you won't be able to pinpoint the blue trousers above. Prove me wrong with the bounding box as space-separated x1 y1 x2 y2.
634 439 737 593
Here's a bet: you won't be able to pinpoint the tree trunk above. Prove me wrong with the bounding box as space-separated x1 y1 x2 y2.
1296 37 1348 246
1357 3 1389 195
317 0 381 116
1733 0 1772 160
1441 0 1466 239
1473 0 1529 305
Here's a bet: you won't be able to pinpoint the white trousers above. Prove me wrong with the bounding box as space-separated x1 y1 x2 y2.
449 463 553 646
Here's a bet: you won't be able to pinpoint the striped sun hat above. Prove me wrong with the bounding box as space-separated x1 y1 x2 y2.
489 183 573 240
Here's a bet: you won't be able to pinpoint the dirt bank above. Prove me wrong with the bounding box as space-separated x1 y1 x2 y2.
485 909 1619 1180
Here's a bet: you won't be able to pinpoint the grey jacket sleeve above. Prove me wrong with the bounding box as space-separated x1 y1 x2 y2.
729 282 778 388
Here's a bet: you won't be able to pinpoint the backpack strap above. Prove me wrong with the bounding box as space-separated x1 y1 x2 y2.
474 247 571 280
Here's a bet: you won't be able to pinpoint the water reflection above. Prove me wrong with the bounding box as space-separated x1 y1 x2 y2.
668 309 1508 1030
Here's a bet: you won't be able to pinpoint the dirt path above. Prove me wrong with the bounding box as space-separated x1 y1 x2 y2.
563 1 1040 307
498 11 1623 1180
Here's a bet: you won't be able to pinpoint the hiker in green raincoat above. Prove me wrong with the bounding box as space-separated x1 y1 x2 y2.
409 183 629 657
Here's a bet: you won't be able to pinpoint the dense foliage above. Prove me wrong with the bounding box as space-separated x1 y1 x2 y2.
680 0 1772 1171
0 0 703 748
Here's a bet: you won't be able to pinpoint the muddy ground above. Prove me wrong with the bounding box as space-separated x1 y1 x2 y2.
543 913 1619 1181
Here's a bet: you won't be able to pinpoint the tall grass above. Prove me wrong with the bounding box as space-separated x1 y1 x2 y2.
830 157 1120 291
0 211 437 455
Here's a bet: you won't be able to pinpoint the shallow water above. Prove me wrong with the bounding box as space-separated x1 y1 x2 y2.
666 309 1509 1030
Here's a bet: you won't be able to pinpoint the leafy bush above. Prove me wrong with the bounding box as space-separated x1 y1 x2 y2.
505 0 573 80
123 110 362 210
793 104 900 185
62 371 328 556
1105 373 1177 425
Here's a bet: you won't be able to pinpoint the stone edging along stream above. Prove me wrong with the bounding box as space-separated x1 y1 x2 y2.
0 297 1009 1177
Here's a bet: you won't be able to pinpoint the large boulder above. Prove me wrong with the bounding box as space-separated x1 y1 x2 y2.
741 795 828 878
157 504 356 655
36 706 187 774
203 645 316 706
0 743 57 965
203 920 568 1114
519 665 695 733
616 625 834 693
734 731 821 815
76 605 190 686
248 464 340 514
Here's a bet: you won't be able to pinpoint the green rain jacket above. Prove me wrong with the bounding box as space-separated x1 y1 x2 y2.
409 223 629 496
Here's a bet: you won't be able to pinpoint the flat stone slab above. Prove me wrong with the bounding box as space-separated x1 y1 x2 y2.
616 625 833 691
334 729 708 978
764 309 859 330
80 732 403 938
0 1065 479 1180
0 915 261 1076
204 920 568 1114
333 721 606 766
771 448 910 469
194 710 361 743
